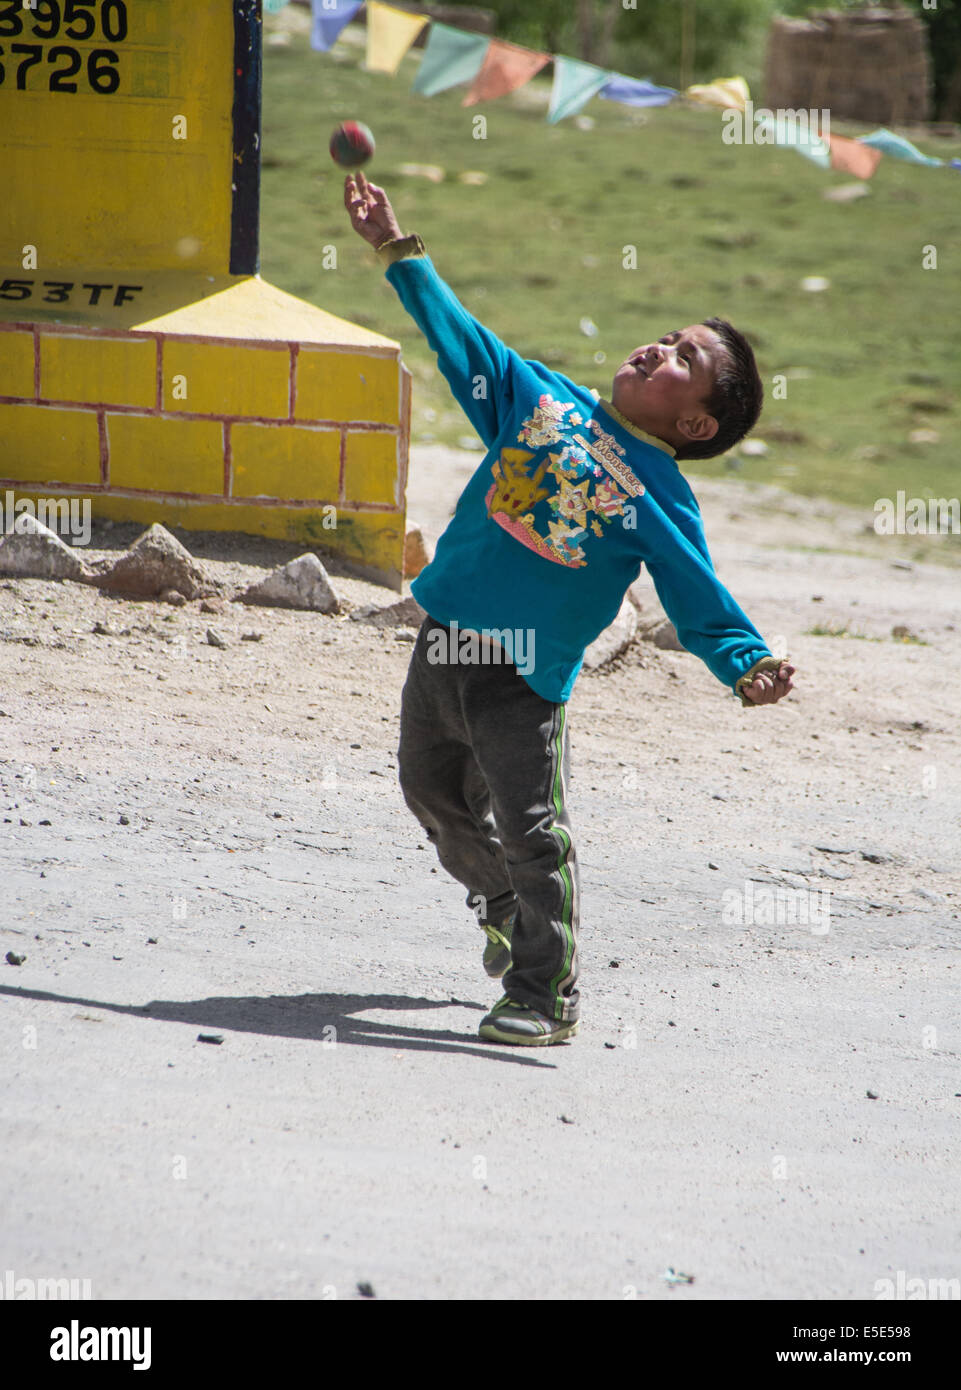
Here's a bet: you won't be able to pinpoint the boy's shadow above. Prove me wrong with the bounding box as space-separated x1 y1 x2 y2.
0 985 557 1067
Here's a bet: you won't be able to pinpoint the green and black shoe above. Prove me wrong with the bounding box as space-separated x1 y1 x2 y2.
478 993 579 1047
480 910 516 979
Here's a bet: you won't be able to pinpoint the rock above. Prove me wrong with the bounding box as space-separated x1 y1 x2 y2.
582 597 638 669
160 588 187 607
403 522 432 579
639 618 684 652
818 864 853 880
197 1033 224 1045
95 523 219 600
0 514 93 582
5 951 26 965
626 580 646 612
740 439 769 457
200 597 225 614
396 162 444 182
206 628 228 649
239 553 339 614
860 849 892 864
350 595 426 629
240 631 263 642
119 813 130 825
823 182 871 202
356 1281 376 1299
891 624 918 641
394 627 417 642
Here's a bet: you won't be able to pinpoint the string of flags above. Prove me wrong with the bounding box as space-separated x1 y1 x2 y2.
267 0 959 179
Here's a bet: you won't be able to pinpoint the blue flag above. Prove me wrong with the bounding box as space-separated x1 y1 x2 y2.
311 0 363 53
599 74 677 108
858 128 943 167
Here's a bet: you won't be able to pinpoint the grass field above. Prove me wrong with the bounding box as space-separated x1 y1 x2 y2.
259 18 961 528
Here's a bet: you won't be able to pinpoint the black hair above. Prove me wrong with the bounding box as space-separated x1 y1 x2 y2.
673 317 763 461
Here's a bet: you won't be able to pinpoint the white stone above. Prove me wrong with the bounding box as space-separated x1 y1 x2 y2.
582 598 638 670
0 513 92 582
239 553 339 614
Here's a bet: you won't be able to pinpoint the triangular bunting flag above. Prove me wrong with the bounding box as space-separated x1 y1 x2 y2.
829 134 882 180
599 74 677 108
858 129 943 167
462 39 549 107
265 0 290 13
366 1 429 76
548 56 613 124
310 0 362 53
685 76 749 112
756 113 830 168
412 22 490 97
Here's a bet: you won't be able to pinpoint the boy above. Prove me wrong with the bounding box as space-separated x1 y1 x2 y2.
344 171 796 1047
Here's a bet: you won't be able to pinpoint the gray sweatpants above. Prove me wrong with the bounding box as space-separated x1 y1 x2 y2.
397 615 580 1024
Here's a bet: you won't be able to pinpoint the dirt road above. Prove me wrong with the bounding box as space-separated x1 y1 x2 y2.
2 452 959 1299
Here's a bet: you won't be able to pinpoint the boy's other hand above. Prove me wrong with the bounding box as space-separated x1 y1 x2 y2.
742 662 796 705
344 170 403 248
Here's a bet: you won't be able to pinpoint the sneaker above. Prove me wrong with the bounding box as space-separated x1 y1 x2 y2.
478 993 579 1046
480 910 516 979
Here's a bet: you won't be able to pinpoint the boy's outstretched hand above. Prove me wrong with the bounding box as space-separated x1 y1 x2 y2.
343 170 403 248
742 662 796 705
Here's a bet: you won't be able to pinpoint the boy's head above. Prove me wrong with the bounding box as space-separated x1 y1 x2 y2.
610 318 762 461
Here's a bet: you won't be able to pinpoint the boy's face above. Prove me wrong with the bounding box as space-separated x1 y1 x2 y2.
610 324 726 450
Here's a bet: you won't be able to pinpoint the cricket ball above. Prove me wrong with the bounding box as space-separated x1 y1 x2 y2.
329 121 375 169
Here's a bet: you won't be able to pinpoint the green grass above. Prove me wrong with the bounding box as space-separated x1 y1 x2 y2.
804 622 928 644
260 24 961 516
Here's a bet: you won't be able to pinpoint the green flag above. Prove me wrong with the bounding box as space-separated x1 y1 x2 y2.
411 22 490 97
548 56 615 124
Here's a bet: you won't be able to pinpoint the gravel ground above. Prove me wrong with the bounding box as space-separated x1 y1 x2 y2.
2 451 959 1300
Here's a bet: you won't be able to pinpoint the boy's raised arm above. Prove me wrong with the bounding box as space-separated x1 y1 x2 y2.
344 172 522 449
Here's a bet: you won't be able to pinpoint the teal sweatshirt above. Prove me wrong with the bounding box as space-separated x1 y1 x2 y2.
385 248 773 705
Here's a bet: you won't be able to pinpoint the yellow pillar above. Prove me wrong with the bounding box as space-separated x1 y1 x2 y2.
0 0 407 587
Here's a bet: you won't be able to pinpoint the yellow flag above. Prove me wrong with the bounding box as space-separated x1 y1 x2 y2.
685 76 750 112
366 1 429 75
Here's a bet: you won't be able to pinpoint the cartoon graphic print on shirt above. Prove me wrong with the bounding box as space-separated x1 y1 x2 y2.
484 394 644 568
